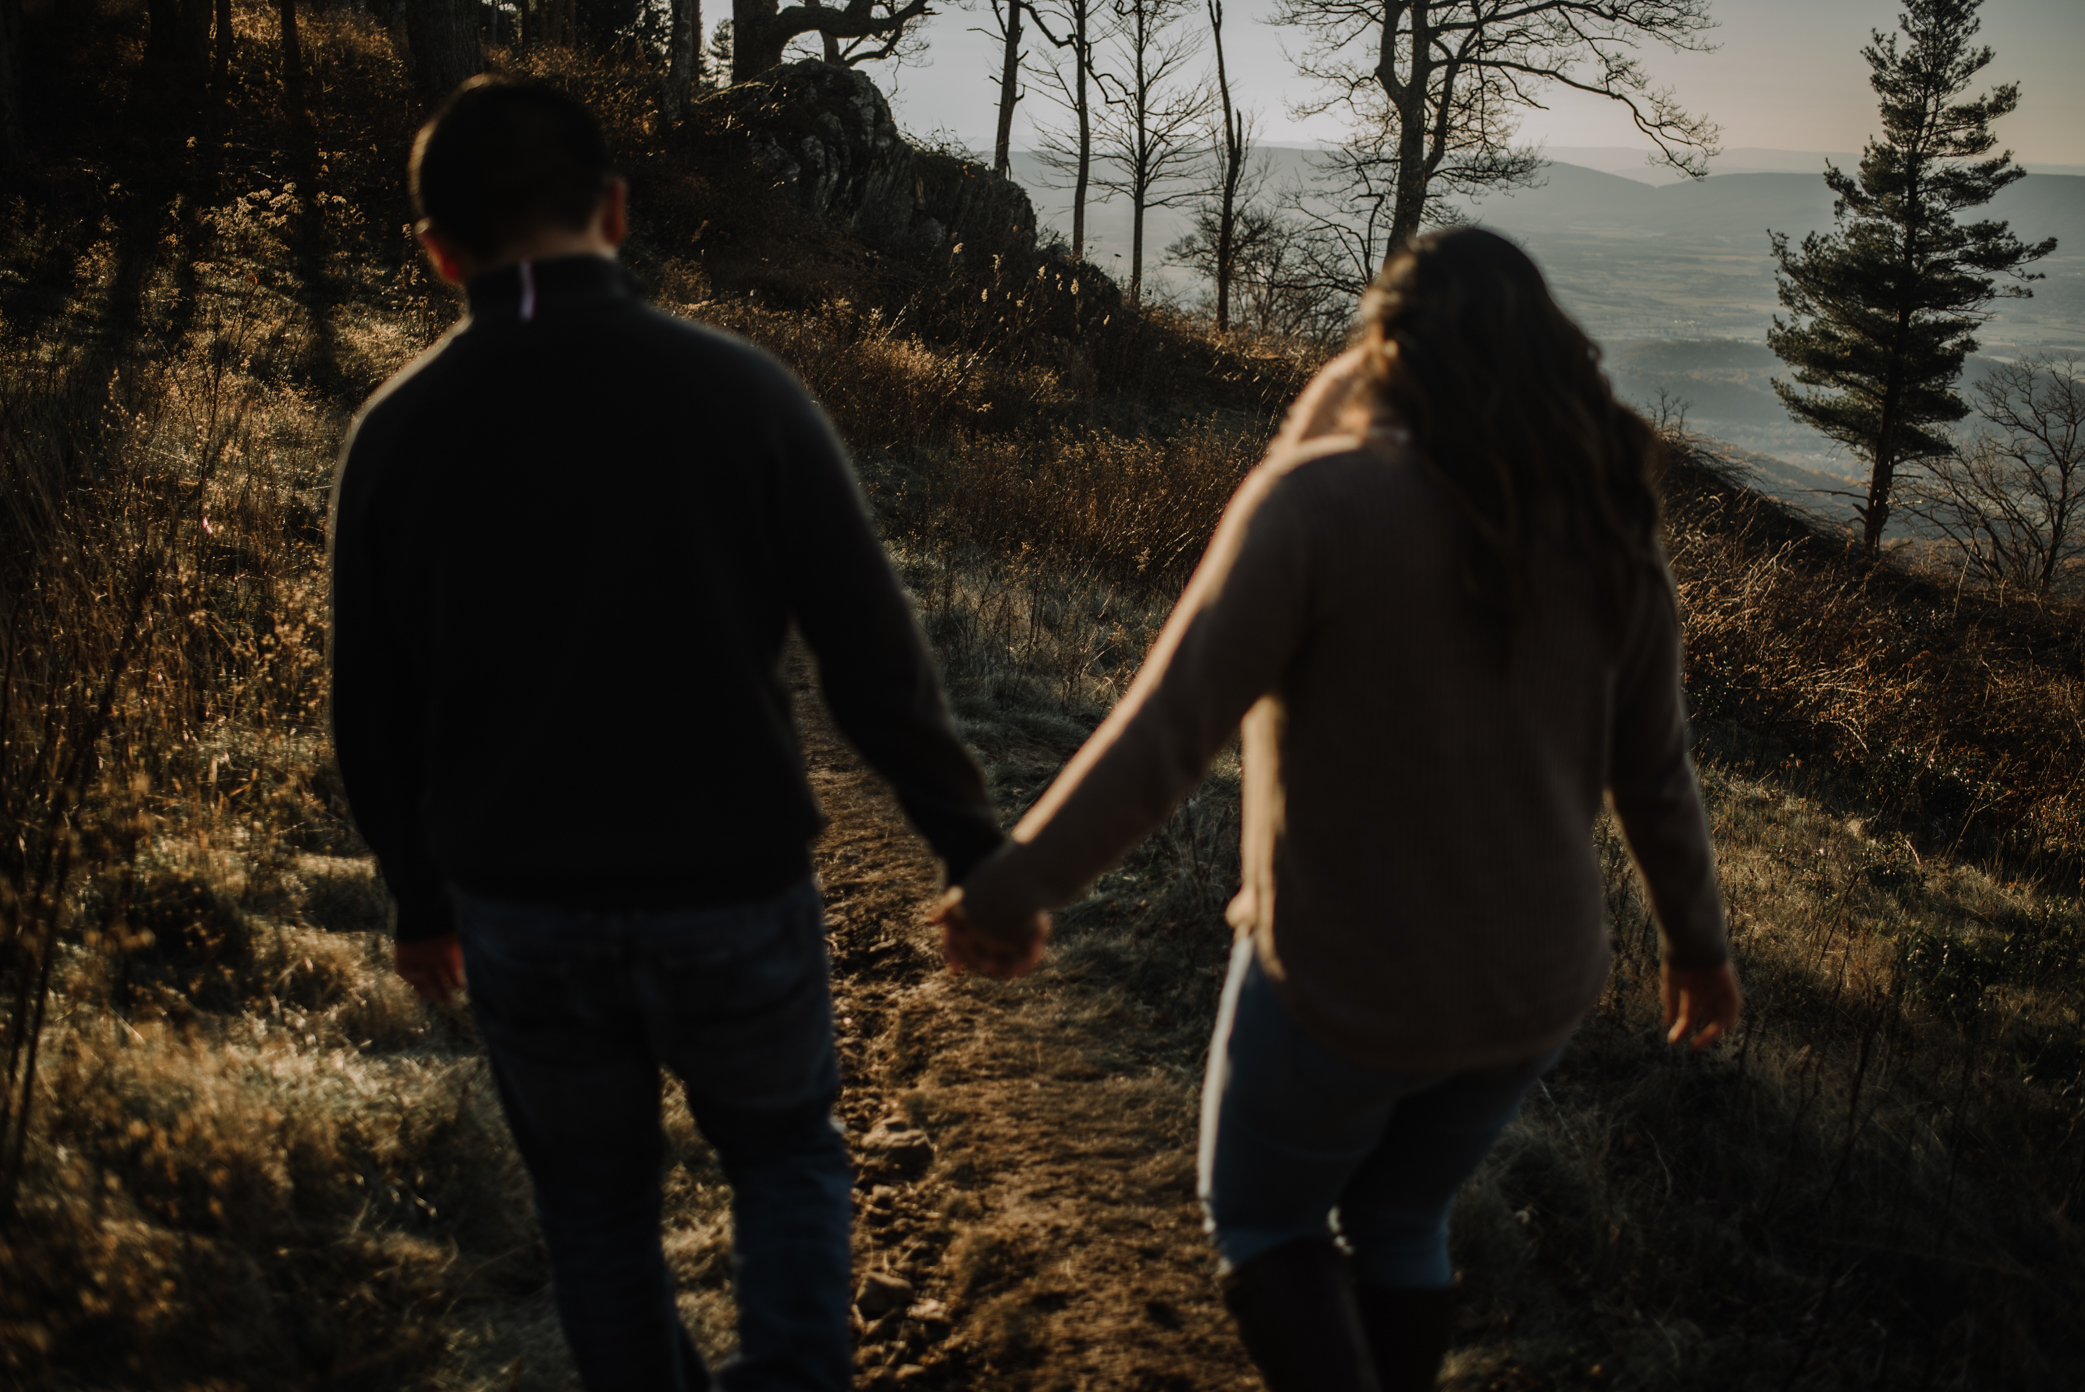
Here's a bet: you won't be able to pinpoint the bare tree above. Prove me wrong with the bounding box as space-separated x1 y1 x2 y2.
663 0 701 120
1169 200 1355 346
729 0 929 81
1086 0 1212 302
1030 0 1108 263
1905 353 2085 593
1277 137 1404 306
982 0 1025 176
1204 0 1247 332
1274 0 1721 254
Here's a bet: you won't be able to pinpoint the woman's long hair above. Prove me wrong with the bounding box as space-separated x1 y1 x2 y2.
1357 227 1665 639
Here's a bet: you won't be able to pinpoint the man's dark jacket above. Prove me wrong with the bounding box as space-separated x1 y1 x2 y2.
329 255 1002 941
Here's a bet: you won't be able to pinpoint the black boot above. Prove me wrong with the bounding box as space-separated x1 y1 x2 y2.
1352 1282 1458 1391
1218 1237 1382 1392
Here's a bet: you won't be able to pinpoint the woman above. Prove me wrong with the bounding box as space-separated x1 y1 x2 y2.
936 228 1741 1391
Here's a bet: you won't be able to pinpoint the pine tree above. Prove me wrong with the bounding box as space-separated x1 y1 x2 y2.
1767 0 2055 554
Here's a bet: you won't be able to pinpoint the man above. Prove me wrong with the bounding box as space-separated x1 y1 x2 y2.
329 78 1006 1392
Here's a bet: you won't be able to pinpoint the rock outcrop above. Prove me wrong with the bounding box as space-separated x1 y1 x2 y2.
717 60 1037 263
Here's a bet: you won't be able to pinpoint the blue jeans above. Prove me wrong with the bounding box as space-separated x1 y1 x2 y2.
456 876 852 1392
1199 940 1561 1289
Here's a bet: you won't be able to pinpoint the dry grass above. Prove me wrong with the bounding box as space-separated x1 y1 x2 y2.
1664 437 2085 882
892 531 2085 1387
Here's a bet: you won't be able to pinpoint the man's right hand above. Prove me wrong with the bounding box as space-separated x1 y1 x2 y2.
396 933 467 1006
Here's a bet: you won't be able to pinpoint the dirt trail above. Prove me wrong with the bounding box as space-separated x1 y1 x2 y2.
788 660 1259 1392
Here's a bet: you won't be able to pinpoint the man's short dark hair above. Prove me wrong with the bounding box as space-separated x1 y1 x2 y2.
410 77 611 262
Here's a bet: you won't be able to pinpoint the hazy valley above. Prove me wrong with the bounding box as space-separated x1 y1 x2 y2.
1011 150 2085 526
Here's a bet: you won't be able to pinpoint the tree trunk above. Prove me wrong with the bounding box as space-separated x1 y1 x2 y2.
1069 1 1088 263
0 0 22 170
1864 337 1910 555
663 0 698 121
1385 2 1431 256
408 0 485 106
213 0 232 88
145 0 213 94
280 0 304 112
731 0 785 82
1863 448 1896 554
179 0 212 69
1129 189 1143 303
992 0 1021 177
1209 0 1235 334
805 0 840 62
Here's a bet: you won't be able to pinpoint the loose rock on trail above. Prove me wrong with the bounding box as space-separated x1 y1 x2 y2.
789 659 1259 1391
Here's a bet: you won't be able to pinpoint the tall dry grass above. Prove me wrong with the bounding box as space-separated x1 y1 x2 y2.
892 527 2085 1388
1664 437 2085 882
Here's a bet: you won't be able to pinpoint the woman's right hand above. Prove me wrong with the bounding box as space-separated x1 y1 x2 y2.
1662 960 1743 1049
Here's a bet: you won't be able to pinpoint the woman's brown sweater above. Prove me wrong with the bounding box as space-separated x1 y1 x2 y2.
958 352 1728 1074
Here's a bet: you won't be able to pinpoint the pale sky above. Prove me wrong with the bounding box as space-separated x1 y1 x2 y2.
834 0 2084 163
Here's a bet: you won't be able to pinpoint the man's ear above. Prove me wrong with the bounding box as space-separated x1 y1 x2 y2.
599 178 629 250
417 225 472 286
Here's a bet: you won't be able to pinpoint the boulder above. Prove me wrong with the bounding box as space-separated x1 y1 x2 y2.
915 150 1037 261
718 60 1036 263
859 1114 935 1180
855 1270 916 1319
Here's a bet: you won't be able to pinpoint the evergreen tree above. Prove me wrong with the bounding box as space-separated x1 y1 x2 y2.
1767 0 2055 554
705 19 734 87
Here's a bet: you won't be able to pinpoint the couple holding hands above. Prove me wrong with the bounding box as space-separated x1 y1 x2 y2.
333 78 1737 1392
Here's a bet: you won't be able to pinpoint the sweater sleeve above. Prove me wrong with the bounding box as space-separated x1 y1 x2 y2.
1608 560 1728 970
327 412 455 943
772 393 1005 884
957 453 1318 932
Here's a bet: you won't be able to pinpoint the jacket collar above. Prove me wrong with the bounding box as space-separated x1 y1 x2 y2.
465 254 634 323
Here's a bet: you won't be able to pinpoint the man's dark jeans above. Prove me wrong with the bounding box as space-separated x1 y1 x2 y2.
456 876 852 1392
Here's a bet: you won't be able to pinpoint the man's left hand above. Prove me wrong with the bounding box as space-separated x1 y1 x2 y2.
396 934 467 1005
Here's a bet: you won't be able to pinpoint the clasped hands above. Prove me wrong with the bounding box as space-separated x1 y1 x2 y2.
931 888 1049 980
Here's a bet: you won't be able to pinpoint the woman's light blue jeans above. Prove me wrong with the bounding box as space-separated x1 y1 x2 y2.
456 875 852 1392
1198 939 1561 1289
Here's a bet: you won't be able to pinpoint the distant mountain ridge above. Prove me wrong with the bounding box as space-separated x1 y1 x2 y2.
1006 151 2080 272
1451 162 2084 246
1003 150 2082 490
